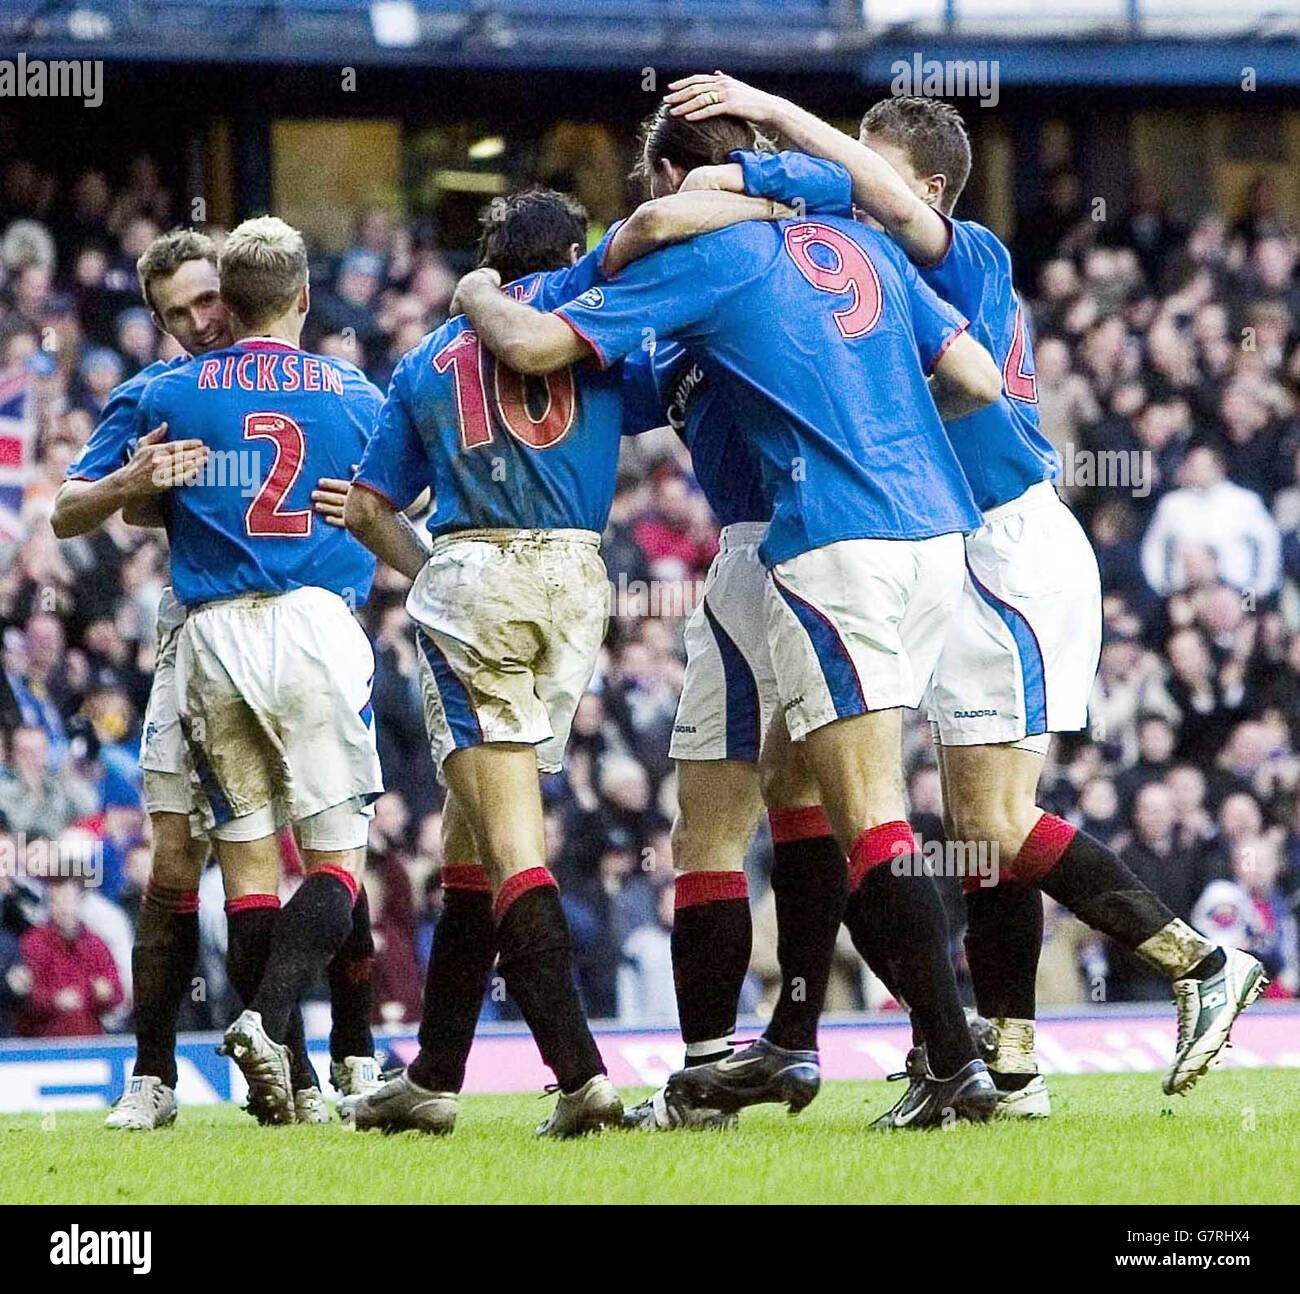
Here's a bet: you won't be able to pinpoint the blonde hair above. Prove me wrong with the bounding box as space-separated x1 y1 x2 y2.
218 216 308 328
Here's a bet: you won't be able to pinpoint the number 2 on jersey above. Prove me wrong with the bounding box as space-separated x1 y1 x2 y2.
783 222 883 339
433 329 576 451
244 412 313 537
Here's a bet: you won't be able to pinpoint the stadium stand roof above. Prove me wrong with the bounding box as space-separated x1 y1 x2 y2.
1 0 1298 82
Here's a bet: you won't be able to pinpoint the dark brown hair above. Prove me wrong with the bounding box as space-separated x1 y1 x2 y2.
632 105 766 196
477 188 589 285
860 96 972 213
136 228 218 312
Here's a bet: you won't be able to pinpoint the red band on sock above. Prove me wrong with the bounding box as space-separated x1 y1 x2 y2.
342 956 374 985
225 892 280 914
674 869 749 909
313 864 360 904
145 883 200 914
768 805 833 844
493 866 557 922
1011 812 1077 884
847 821 915 892
443 864 491 894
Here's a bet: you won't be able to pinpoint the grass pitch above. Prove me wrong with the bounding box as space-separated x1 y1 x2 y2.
4 1070 1296 1206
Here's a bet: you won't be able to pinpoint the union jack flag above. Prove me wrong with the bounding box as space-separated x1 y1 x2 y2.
0 366 35 544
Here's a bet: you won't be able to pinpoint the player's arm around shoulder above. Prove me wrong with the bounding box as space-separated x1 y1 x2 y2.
453 267 590 375
52 380 208 538
604 188 792 277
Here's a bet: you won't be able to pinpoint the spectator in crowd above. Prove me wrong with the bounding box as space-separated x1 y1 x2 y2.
1140 446 1281 598
11 876 123 1036
0 725 96 837
1106 782 1199 1001
1193 830 1299 996
617 880 677 1024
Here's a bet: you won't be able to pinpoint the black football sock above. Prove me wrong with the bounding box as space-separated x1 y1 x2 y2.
224 894 313 1085
844 823 975 1078
962 879 1044 1086
409 866 497 1093
763 807 846 1053
962 880 1043 1022
495 868 604 1094
224 895 279 1008
1014 814 1216 978
327 885 376 1063
252 868 357 1045
131 882 200 1088
285 1009 318 1091
672 869 751 1065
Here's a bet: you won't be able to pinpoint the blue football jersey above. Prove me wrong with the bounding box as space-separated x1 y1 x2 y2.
739 154 1055 512
356 244 626 537
621 344 769 528
554 217 982 566
922 216 1055 511
66 357 187 482
134 340 380 608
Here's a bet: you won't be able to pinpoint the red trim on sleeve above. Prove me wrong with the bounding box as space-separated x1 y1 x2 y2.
674 869 749 909
926 319 969 376
552 309 611 370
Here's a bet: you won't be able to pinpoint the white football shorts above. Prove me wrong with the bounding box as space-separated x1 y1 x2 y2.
140 587 202 821
765 532 966 742
175 585 383 837
407 528 609 776
926 482 1103 751
670 522 780 762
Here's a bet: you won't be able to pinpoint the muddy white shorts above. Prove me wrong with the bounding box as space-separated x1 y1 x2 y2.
765 532 966 742
670 523 779 762
175 585 383 836
140 587 201 819
407 528 609 776
926 482 1102 750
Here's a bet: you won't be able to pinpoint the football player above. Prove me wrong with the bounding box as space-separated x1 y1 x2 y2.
52 229 380 1129
130 217 385 1125
341 183 792 1137
454 117 1009 1127
663 75 1268 1107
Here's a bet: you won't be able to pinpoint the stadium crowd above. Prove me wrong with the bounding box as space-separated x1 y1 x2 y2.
1 142 1298 1042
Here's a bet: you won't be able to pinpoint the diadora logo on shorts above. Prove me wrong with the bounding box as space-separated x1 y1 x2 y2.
783 696 805 712
574 287 604 309
954 708 998 719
